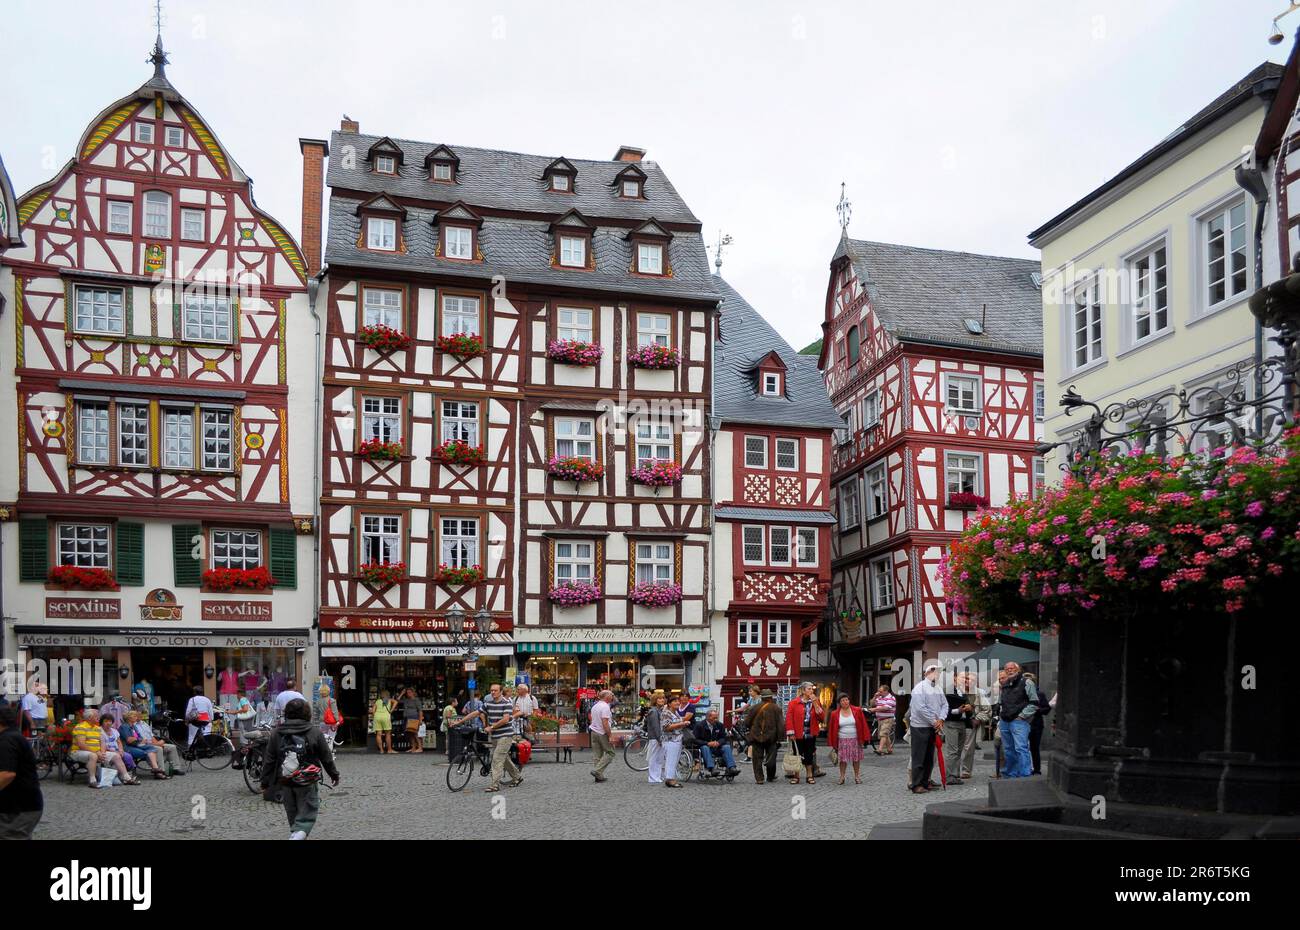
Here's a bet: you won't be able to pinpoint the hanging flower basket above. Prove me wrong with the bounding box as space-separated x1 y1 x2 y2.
547 455 603 482
437 563 484 586
627 344 680 369
548 580 602 607
47 565 117 591
948 491 990 510
630 460 683 487
358 324 412 352
203 566 275 592
436 332 485 358
435 439 486 466
358 561 407 587
629 581 682 608
547 339 603 367
358 439 406 461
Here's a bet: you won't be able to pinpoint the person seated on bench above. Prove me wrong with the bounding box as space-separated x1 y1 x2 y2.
70 710 137 788
693 708 740 776
124 711 185 776
119 711 169 779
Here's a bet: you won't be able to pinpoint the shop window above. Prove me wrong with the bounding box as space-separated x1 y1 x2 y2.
525 655 578 728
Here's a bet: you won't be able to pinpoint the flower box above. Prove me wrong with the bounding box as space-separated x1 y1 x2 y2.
630 459 683 487
47 565 117 591
357 324 412 352
434 439 486 466
437 563 484 586
358 439 405 461
947 491 990 510
358 561 407 587
547 455 604 482
627 344 680 369
436 332 485 358
202 566 275 592
628 581 682 608
546 339 603 367
548 580 602 607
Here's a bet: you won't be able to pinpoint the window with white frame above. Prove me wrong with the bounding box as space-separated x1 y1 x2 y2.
559 235 586 267
1032 456 1046 497
737 620 761 648
432 162 452 181
134 121 154 144
637 312 670 347
374 155 396 174
165 125 184 148
181 208 205 241
862 390 880 428
555 417 596 460
445 226 473 259
741 525 764 564
635 541 673 584
442 294 479 335
162 407 194 469
1129 241 1168 342
117 403 149 467
795 527 818 566
74 285 125 335
76 402 110 465
769 526 791 564
363 288 402 329
637 243 663 274
1202 198 1248 311
838 478 861 528
201 408 234 471
366 217 396 251
945 373 981 414
762 372 781 395
211 529 262 570
557 307 592 342
58 523 110 568
361 514 402 564
182 289 233 343
945 451 982 498
767 620 791 648
362 396 402 443
635 420 672 465
554 539 594 584
870 557 894 609
1071 277 1102 369
1034 383 1045 421
775 437 798 470
866 462 887 519
744 435 767 468
108 201 132 235
551 173 571 192
441 400 478 445
441 518 479 569
622 180 641 198
143 191 170 238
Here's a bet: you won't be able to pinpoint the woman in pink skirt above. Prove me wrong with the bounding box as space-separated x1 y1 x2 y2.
826 694 871 785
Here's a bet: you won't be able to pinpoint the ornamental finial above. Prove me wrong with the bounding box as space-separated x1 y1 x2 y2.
836 182 852 235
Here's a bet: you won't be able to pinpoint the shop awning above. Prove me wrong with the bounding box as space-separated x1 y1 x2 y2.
320 631 514 658
517 641 704 654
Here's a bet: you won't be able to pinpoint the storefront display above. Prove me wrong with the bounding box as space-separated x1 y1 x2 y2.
524 656 578 730
584 657 640 728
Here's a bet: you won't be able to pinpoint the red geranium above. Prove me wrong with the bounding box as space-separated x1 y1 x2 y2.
358 324 412 352
436 333 485 358
202 566 275 591
47 565 117 590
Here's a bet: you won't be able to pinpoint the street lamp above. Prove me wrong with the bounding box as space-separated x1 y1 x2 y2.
446 605 494 662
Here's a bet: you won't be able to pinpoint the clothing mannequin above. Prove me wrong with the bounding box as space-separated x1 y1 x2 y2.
268 666 287 700
239 665 263 697
218 665 240 710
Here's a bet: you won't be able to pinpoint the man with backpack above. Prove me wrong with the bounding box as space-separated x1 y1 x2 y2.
260 698 340 839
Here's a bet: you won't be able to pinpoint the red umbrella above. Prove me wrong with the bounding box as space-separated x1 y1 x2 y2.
934 728 947 790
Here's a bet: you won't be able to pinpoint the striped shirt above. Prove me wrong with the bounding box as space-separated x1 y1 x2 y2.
869 692 897 718
482 696 515 740
73 721 102 752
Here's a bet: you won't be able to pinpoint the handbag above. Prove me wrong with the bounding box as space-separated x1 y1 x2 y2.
416 723 427 739
829 747 840 766
405 718 420 733
782 739 803 778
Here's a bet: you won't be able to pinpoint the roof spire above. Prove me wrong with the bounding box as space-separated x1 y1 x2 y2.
711 231 733 275
147 0 169 79
836 182 852 237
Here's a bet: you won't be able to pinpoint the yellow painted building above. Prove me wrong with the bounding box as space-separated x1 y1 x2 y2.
1029 64 1283 470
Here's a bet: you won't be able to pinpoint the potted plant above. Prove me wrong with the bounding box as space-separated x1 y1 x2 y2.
627 344 680 369
358 438 406 461
202 566 275 592
47 565 117 590
546 339 603 367
947 491 990 510
548 580 602 607
437 563 484 586
547 455 604 482
357 323 413 352
628 581 683 607
436 332 485 358
434 439 486 466
629 459 683 487
358 561 407 587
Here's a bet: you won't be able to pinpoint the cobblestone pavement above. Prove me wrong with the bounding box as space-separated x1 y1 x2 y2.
33 745 989 840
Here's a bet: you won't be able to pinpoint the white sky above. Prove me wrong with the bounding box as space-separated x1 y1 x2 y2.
1 0 1290 351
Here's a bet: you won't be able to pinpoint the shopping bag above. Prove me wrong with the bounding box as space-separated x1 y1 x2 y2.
782 739 803 778
98 766 119 788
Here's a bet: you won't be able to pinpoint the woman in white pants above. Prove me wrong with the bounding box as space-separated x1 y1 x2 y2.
659 694 689 788
644 691 666 784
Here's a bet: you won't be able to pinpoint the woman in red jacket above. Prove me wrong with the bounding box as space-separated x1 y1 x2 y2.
826 693 871 785
784 682 825 785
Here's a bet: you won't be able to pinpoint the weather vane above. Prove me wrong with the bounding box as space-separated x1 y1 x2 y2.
148 0 169 72
711 230 733 274
836 182 852 234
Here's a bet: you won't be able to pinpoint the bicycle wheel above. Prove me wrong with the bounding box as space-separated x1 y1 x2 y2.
197 735 234 770
33 741 55 780
674 747 693 783
243 746 263 794
623 736 649 771
446 752 474 792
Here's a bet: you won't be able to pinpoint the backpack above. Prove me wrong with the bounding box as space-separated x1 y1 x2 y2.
277 731 321 785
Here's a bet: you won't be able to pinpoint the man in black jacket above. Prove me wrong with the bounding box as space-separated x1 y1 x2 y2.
693 708 740 776
260 698 340 839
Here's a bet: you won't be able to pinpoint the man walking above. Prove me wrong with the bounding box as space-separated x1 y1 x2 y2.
260 698 340 839
997 662 1038 778
908 662 948 793
482 683 523 793
20 683 49 737
588 690 616 782
944 671 988 783
742 689 783 784
0 705 43 838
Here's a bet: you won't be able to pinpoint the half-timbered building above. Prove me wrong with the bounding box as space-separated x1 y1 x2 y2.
816 237 1044 701
0 42 314 720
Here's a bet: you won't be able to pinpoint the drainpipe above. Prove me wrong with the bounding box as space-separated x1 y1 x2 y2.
1236 157 1269 434
308 271 324 681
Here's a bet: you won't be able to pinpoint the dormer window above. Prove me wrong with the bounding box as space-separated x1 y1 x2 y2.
559 235 586 268
626 218 671 277
552 174 571 192
367 218 396 251
445 226 474 260
763 373 782 396
622 180 641 198
432 162 452 181
356 193 407 253
614 164 648 200
549 209 594 270
432 202 484 262
542 157 577 194
366 137 405 176
424 144 460 184
637 243 663 275
375 155 396 175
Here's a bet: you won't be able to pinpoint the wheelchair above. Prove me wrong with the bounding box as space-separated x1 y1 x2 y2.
684 737 739 784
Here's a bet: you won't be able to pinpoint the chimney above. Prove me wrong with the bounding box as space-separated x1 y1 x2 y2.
613 145 645 163
340 115 359 133
298 138 329 277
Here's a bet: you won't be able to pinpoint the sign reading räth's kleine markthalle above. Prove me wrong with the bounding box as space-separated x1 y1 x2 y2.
201 600 273 622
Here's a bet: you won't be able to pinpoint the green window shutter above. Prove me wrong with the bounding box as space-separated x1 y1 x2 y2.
19 519 49 582
172 524 202 587
116 523 145 586
269 527 297 589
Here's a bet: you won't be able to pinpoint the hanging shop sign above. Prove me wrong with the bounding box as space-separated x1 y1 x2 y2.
321 611 513 633
139 588 182 622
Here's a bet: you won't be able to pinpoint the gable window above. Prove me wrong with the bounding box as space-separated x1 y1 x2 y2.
163 406 194 469
1034 383 1045 421
741 525 765 564
182 289 233 343
866 462 887 519
200 409 234 471
945 374 981 414
846 326 860 366
559 235 587 268
637 312 670 347
441 518 479 569
374 155 396 175
363 287 402 329
737 619 761 648
181 208 205 241
143 191 171 238
211 529 262 570
635 542 673 585
1201 198 1247 311
762 372 781 396
134 121 154 144
76 402 110 465
108 201 132 235
554 539 594 584
441 400 479 445
367 217 397 251
622 180 641 198
432 162 453 181
863 390 880 428
165 125 184 148
635 420 673 466
444 225 474 260
1129 242 1169 343
117 403 150 467
767 620 791 649
550 173 571 192
555 417 596 460
557 307 592 342
743 435 767 468
1071 277 1102 369
945 451 982 499
637 243 663 274
769 526 791 565
58 523 111 569
795 527 818 566
775 437 798 471
838 478 861 529
74 285 125 335
870 557 894 609
362 395 402 443
442 294 480 335
361 514 402 564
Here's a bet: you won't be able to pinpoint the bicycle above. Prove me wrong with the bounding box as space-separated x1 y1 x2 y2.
235 725 273 794
161 710 235 771
622 722 650 771
27 732 56 780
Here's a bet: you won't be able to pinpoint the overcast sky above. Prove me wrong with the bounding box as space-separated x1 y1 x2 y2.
1 1 1290 350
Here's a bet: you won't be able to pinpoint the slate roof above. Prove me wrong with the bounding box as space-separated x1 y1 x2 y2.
833 238 1043 357
714 506 837 524
713 277 845 430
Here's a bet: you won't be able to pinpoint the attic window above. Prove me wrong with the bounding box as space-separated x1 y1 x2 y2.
621 180 641 198
375 155 397 175
762 372 782 396
432 162 453 181
551 174 571 192
963 317 985 335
